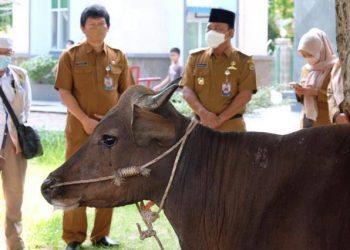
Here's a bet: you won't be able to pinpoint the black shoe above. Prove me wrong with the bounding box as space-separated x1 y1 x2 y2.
92 236 119 247
66 241 81 250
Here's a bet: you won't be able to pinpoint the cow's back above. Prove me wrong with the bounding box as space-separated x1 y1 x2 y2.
247 125 350 250
165 125 350 250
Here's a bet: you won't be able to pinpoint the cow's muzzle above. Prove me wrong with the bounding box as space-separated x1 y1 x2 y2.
41 176 60 203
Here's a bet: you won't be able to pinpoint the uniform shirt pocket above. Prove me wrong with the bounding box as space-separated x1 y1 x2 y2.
73 66 93 90
109 66 122 89
192 68 210 93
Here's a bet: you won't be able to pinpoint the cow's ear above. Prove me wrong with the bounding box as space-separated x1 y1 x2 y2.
132 106 175 147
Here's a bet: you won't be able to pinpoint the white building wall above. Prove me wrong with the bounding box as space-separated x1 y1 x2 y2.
69 0 185 55
163 0 185 55
188 0 236 10
29 0 52 55
13 0 268 57
12 0 30 54
69 0 89 45
238 0 269 56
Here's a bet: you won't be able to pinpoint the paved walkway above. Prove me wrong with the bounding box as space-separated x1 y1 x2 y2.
245 105 301 134
28 101 302 135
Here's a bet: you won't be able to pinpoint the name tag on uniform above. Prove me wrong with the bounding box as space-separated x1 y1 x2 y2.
104 76 113 91
222 81 231 96
75 61 88 66
196 63 208 69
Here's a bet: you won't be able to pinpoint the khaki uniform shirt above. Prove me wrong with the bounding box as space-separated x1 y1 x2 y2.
299 66 331 127
55 41 135 157
182 47 257 132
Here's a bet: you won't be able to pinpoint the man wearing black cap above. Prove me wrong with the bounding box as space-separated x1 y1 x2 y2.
182 8 257 132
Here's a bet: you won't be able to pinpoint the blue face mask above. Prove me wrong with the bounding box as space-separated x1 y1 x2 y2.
0 55 12 70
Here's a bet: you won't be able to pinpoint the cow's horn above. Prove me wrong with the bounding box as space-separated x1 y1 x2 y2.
137 77 181 110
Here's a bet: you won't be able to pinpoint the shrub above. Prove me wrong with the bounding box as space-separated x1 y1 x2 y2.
246 87 273 113
20 55 57 85
246 83 293 113
170 91 193 117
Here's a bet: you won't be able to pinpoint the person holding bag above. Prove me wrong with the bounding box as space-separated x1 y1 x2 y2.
0 36 32 250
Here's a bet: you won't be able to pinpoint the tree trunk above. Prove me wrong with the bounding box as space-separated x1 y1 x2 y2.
336 0 350 116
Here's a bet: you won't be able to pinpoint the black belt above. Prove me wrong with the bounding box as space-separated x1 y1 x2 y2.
195 113 242 121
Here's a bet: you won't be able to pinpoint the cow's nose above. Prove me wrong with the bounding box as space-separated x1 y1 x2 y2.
41 177 58 203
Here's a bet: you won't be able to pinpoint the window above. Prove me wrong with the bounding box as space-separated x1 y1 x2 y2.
185 6 238 54
186 12 208 51
51 0 69 50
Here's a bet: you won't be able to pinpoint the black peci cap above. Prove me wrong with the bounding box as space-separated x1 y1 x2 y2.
209 8 235 29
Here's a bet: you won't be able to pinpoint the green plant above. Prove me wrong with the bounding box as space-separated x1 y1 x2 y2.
246 84 294 113
268 0 294 53
246 87 273 113
20 55 57 85
0 2 12 32
170 91 193 117
26 213 63 249
30 130 66 168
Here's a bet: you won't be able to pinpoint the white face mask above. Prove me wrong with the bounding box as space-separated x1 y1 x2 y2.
205 30 226 49
305 51 320 66
306 56 319 66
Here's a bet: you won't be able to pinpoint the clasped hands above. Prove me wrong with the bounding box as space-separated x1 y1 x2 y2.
198 110 225 129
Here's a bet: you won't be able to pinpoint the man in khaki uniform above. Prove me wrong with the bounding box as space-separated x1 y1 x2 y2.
55 5 134 250
182 8 257 132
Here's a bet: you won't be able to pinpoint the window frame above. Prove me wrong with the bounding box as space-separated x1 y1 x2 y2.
186 12 208 50
51 0 69 51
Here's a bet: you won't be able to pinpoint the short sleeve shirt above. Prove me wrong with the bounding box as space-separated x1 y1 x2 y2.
55 41 135 157
169 64 183 81
182 47 257 115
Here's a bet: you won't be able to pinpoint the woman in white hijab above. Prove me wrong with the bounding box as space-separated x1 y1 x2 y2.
293 28 338 128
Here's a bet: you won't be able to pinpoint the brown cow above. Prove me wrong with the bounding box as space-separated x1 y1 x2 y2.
42 82 350 250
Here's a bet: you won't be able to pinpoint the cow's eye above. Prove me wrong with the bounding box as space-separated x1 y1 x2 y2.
101 135 117 148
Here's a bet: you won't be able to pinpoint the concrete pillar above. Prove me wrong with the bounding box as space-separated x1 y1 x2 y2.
273 38 293 84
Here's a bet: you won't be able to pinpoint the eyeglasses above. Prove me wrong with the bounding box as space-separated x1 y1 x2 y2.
85 23 107 29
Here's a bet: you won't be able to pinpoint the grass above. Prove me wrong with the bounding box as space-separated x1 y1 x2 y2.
0 131 179 250
32 130 66 168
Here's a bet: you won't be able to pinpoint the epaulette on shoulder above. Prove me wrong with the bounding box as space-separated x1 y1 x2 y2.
236 50 252 61
190 47 208 55
69 42 82 49
107 45 122 54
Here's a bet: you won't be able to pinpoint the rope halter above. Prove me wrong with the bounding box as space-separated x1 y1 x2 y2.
49 119 198 249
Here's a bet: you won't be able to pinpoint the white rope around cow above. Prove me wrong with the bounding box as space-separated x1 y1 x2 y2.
50 119 197 189
49 119 198 249
134 119 197 249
